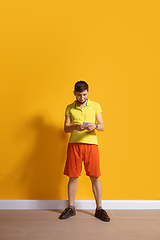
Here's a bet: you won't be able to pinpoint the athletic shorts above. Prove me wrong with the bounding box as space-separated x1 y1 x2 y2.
63 143 101 178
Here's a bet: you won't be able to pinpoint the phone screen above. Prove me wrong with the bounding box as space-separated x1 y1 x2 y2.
83 122 89 127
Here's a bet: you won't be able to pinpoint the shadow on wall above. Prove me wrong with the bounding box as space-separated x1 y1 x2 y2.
1 115 68 200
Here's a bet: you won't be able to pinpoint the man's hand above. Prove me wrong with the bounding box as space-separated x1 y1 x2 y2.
85 123 96 131
75 124 85 131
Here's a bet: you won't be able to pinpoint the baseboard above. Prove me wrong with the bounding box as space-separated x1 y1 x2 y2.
0 200 160 210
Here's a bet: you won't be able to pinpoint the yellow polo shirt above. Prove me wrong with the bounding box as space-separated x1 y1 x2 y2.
65 99 102 145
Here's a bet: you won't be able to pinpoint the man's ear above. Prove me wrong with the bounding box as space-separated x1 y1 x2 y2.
73 91 76 96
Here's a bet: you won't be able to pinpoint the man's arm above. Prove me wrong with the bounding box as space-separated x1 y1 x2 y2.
64 115 85 133
95 112 104 131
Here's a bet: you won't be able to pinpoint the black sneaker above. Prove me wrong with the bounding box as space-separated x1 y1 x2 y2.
95 208 110 222
59 207 76 220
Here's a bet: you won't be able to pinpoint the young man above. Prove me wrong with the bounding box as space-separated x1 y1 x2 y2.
59 80 110 222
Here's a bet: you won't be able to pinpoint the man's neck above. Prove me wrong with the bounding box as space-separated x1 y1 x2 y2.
76 99 88 108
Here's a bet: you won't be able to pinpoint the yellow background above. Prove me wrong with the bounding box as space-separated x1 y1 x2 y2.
0 0 160 200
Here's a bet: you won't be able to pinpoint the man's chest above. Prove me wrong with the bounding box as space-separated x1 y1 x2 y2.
70 106 96 122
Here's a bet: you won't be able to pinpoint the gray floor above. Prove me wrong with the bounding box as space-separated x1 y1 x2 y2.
0 209 160 240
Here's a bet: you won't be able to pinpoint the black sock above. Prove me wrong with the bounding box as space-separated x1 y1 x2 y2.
97 206 102 210
69 205 74 209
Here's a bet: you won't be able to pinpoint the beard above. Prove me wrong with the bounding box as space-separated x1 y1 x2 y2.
76 99 87 104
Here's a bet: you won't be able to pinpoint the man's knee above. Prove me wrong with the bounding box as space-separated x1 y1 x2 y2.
69 177 78 183
90 176 99 183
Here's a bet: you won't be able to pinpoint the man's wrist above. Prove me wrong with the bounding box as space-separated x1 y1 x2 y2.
95 123 98 129
74 124 78 130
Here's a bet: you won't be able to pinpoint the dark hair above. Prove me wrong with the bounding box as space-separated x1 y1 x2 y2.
74 81 89 92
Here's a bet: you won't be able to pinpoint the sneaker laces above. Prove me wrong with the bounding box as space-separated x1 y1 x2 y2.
62 208 70 213
63 207 73 213
98 209 108 216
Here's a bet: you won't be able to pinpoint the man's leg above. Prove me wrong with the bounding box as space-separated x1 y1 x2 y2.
90 176 110 222
90 177 102 207
59 177 78 219
68 177 78 206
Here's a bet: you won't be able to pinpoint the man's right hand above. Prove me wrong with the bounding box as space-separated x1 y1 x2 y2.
75 124 85 131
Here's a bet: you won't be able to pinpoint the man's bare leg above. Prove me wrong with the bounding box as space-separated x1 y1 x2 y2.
90 177 102 207
90 176 110 221
59 177 78 219
68 177 78 206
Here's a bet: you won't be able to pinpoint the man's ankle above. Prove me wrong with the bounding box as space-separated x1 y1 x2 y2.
96 206 102 210
69 205 75 209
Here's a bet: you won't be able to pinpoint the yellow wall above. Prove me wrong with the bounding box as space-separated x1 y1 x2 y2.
0 0 159 200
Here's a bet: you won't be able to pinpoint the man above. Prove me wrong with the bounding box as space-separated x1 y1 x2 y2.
59 80 110 222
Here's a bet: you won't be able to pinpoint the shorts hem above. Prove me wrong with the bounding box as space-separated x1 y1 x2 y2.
86 173 101 178
63 173 81 177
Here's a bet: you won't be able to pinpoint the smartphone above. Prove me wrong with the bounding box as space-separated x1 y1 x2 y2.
83 121 90 127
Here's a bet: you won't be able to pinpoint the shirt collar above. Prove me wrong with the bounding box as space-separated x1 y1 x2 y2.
75 99 91 108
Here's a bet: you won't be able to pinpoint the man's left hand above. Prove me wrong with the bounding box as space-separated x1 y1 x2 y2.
85 123 96 131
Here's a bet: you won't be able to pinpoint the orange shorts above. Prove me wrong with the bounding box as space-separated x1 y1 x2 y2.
63 143 101 177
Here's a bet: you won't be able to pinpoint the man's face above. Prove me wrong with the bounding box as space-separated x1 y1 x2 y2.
74 89 89 104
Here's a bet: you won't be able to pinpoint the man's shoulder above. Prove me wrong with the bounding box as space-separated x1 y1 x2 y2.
66 101 76 109
88 100 102 114
88 99 101 106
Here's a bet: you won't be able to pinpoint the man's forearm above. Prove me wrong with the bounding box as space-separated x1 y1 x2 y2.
64 123 104 132
64 125 76 133
96 123 104 131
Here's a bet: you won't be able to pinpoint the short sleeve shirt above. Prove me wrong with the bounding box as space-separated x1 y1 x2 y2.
65 99 102 145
